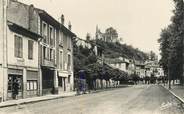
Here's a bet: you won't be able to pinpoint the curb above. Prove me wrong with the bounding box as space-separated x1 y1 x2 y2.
0 94 76 108
161 85 184 104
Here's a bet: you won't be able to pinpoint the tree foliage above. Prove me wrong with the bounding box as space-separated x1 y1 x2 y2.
96 39 148 61
158 0 184 83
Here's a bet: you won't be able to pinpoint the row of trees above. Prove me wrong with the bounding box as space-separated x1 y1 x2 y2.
73 38 129 88
158 0 184 86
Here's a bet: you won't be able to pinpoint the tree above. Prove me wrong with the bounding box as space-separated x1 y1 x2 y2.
158 27 172 76
149 51 157 61
169 0 184 85
105 27 118 42
158 0 184 86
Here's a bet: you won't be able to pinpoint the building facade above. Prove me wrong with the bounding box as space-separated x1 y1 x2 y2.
0 0 41 101
56 16 76 93
0 0 76 101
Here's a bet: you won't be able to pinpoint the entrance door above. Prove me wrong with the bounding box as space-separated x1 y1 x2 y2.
7 75 23 100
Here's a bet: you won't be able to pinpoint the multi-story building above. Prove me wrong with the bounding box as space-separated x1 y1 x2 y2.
105 57 135 75
56 15 76 93
0 0 76 101
36 7 76 94
135 60 146 78
0 0 41 101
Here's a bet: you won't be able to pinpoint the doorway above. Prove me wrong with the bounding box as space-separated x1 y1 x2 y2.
7 75 23 100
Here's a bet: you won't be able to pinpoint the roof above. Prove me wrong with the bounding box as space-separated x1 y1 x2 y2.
7 21 42 40
35 8 76 37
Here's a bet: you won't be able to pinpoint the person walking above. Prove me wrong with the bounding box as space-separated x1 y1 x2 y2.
12 79 19 99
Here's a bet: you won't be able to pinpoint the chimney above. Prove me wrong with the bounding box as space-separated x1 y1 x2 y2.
68 21 72 30
61 14 64 25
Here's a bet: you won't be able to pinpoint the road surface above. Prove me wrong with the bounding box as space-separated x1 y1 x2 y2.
0 85 184 114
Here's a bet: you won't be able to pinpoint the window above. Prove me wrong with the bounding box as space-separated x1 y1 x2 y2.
47 48 50 60
59 32 64 46
28 40 34 59
42 22 47 36
67 54 71 70
59 51 63 69
119 63 121 68
43 46 47 59
42 22 47 43
68 75 71 83
49 26 54 46
14 35 23 58
27 80 37 91
67 36 71 50
58 77 63 87
50 49 54 61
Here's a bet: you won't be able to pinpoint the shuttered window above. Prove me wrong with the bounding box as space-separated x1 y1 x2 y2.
28 40 34 59
14 35 23 58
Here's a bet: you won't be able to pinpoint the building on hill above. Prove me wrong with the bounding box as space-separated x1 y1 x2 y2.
104 57 136 75
75 38 98 56
95 25 120 43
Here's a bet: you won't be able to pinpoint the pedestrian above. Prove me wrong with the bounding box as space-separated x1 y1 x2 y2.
12 79 19 99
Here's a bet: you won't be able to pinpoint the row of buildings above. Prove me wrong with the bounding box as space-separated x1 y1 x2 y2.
0 0 76 101
105 56 164 79
76 34 164 80
76 27 164 80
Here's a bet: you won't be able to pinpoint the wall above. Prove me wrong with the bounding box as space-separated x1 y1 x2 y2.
0 0 3 65
7 28 39 68
7 1 38 34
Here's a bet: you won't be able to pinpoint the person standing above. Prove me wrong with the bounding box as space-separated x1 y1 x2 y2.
12 79 19 99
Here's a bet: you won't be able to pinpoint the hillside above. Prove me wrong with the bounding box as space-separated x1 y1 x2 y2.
96 39 148 61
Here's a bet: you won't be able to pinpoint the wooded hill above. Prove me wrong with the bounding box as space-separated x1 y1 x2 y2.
96 39 148 61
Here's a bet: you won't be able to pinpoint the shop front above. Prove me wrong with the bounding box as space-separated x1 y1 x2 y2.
26 70 39 97
7 69 23 100
42 67 55 95
58 72 71 93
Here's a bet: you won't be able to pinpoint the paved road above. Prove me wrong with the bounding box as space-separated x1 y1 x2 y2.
0 85 184 114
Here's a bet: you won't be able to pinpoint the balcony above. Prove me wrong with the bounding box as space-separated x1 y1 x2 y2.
42 59 55 68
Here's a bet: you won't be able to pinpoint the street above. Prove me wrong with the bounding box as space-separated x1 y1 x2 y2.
0 85 183 114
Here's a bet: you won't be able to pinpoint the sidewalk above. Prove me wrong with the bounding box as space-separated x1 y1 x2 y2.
0 92 76 108
162 84 184 103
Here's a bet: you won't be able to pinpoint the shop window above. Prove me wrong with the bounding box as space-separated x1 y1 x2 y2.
27 80 37 91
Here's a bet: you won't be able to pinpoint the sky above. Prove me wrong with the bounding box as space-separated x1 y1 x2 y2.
19 0 174 56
